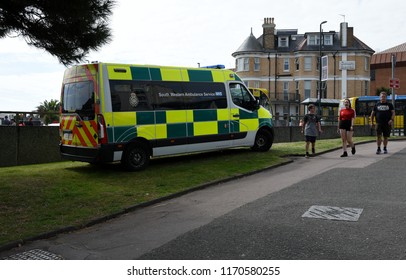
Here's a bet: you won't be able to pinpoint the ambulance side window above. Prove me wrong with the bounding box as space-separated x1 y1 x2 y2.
182 82 227 109
230 83 257 111
110 81 156 111
150 82 185 110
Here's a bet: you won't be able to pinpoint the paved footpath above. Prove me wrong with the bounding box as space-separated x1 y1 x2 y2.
1 140 406 259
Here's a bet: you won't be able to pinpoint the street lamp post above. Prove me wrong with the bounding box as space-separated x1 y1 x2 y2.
318 20 327 116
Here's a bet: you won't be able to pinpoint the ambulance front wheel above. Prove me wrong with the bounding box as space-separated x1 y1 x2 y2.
121 142 151 171
252 129 273 152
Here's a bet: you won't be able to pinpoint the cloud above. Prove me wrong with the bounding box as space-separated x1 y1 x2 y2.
1 0 406 111
0 71 62 112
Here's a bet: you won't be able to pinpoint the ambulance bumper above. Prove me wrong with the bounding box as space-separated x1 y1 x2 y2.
60 144 115 163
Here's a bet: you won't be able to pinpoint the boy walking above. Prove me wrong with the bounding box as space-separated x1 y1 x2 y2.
301 104 322 158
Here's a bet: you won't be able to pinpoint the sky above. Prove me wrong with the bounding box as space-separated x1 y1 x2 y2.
1 0 406 112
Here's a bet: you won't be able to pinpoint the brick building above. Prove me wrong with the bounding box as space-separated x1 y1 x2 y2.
371 43 406 96
232 18 374 123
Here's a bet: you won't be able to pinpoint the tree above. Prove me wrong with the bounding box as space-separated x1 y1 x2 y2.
0 0 115 65
36 99 60 125
376 87 391 96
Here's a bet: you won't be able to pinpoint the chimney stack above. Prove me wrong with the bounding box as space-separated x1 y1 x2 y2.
262 17 276 50
340 22 348 47
347 26 354 47
340 22 354 48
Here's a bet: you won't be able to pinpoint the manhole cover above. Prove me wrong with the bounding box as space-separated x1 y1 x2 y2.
302 205 363 222
3 249 63 260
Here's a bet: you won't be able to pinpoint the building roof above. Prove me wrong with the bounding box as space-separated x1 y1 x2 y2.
234 31 264 53
233 28 374 56
378 42 406 54
371 42 406 65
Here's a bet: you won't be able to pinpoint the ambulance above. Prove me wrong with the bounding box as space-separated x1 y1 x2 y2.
60 63 274 171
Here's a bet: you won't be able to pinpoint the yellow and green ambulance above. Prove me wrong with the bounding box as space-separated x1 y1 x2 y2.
60 63 274 171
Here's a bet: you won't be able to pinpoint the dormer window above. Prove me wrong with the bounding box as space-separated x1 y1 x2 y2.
323 34 333 45
278 36 289 47
307 34 333 46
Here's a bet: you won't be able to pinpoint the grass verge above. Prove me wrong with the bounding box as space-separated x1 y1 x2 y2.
0 137 377 247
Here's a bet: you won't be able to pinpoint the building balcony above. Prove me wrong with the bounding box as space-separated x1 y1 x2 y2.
269 92 301 104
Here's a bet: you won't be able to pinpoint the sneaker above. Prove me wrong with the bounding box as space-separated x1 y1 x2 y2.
305 152 310 158
376 147 381 154
383 147 388 154
340 151 348 157
351 146 356 155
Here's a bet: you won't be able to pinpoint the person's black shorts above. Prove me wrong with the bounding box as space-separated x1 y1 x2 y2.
339 120 352 131
376 123 391 137
305 135 317 143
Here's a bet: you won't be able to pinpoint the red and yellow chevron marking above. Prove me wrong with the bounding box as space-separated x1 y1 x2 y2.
61 115 98 147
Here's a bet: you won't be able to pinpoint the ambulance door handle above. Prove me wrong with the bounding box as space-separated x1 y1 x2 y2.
233 114 240 117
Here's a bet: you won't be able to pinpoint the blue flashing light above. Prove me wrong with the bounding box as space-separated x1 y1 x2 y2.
200 64 225 69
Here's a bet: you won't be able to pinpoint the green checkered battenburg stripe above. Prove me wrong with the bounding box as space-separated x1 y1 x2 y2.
129 66 241 82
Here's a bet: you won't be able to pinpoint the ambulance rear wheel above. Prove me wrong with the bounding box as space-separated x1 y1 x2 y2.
121 143 150 171
252 130 273 152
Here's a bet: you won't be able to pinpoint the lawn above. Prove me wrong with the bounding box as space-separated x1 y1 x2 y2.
0 137 375 247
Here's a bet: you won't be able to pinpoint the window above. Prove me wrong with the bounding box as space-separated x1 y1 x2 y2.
370 69 376 81
295 81 299 96
237 58 243 71
304 57 312 71
283 58 290 72
323 34 333 45
364 81 369 96
243 58 249 71
283 106 289 115
182 82 227 109
109 81 227 111
254 57 260 71
295 58 299 71
308 34 332 46
236 58 249 71
356 100 376 116
279 37 289 47
230 83 256 111
364 57 369 71
62 81 95 120
304 81 311 99
322 82 327 98
283 82 289 101
253 81 260 88
307 35 319 46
